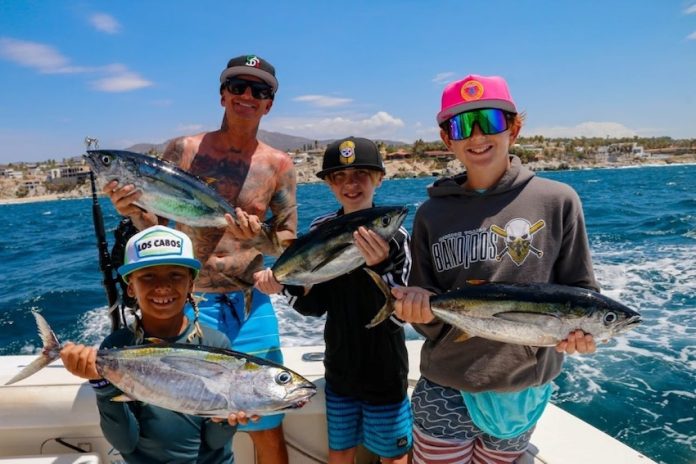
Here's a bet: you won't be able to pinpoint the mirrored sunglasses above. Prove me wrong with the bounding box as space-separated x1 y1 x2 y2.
223 78 274 100
443 108 512 140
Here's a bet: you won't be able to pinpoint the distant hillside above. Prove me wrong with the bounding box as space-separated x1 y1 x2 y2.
125 130 407 154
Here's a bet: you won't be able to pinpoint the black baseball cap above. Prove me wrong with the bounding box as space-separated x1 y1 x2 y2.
316 136 386 179
219 54 278 92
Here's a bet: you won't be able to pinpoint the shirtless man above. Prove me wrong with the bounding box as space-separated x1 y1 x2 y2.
104 54 296 464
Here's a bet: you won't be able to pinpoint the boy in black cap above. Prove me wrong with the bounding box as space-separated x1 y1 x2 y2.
256 137 413 463
102 54 296 464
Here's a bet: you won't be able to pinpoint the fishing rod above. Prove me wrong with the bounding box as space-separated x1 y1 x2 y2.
89 167 122 332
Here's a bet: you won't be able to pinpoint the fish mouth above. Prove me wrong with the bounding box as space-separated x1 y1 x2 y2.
281 385 317 409
615 314 642 334
82 153 97 171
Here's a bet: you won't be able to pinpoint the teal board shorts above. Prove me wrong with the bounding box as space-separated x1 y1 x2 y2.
185 288 284 432
325 382 412 458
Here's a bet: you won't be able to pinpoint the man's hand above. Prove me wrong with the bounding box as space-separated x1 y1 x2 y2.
102 180 157 229
555 330 597 354
60 342 101 380
354 226 389 266
392 286 435 324
225 207 262 241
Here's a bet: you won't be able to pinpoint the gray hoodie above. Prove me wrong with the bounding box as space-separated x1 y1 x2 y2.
410 156 598 392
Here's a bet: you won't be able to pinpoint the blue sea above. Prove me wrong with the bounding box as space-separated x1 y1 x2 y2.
1 164 694 464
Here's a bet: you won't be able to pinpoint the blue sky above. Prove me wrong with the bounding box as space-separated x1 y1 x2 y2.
1 1 695 164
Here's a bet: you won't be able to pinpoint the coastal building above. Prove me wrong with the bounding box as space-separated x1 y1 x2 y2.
385 149 412 160
47 165 90 185
422 150 453 160
1 169 23 179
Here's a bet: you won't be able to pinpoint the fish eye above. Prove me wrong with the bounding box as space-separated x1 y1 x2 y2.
275 371 292 385
101 155 111 165
603 312 617 324
381 215 392 227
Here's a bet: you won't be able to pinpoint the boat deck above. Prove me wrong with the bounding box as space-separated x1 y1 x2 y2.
0 341 655 463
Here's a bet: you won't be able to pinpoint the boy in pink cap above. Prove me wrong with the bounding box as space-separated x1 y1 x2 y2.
392 75 599 463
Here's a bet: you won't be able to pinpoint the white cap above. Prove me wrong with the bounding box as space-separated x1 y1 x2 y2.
118 225 200 283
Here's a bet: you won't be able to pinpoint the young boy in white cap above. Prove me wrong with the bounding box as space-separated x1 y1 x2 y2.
60 225 239 464
392 75 599 463
255 136 413 464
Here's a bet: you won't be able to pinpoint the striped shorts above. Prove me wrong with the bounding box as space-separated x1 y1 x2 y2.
325 382 412 459
186 289 284 432
411 377 534 464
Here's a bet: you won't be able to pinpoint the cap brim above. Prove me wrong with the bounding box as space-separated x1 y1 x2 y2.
118 258 201 283
219 67 278 92
437 100 517 124
316 165 386 179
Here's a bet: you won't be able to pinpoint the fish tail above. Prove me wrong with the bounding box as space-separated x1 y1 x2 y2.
243 287 254 320
263 205 297 253
5 310 62 385
364 268 396 328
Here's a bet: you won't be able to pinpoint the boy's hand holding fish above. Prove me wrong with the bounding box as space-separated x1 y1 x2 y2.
391 285 599 354
60 342 100 380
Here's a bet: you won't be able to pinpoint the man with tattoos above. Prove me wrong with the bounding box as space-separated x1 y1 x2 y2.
103 54 296 464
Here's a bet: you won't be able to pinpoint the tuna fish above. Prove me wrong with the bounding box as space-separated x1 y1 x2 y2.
367 275 642 345
84 149 293 251
5 311 317 417
84 149 237 228
271 206 408 286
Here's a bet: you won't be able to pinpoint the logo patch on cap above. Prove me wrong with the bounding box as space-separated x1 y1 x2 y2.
339 140 356 166
461 80 484 101
134 230 183 259
245 55 261 68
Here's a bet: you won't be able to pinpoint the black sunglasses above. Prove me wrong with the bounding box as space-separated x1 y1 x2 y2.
222 78 274 100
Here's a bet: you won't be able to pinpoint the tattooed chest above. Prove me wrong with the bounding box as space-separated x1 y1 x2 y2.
190 154 273 215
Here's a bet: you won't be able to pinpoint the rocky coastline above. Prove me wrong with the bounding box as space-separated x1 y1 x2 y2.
2 154 695 206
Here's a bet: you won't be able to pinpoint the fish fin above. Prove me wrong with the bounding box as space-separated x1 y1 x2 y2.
454 331 472 342
243 287 254 320
364 268 395 328
200 176 218 186
5 311 62 386
144 337 166 345
161 356 228 378
214 273 255 319
465 279 488 285
111 393 137 402
311 243 353 272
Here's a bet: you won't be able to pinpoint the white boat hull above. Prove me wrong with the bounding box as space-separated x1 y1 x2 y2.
0 341 654 464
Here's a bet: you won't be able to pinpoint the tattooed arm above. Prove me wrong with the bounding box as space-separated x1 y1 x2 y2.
264 151 297 255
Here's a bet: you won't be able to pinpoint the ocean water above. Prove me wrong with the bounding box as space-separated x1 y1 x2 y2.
1 164 694 464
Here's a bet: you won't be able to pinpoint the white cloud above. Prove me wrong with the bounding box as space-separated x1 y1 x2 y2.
89 13 121 34
432 72 456 84
687 31 696 40
526 121 638 138
0 37 151 93
0 37 89 73
684 4 696 14
267 111 405 139
293 95 353 107
91 64 152 92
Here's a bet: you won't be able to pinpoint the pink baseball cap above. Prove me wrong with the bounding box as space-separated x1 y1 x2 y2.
436 75 517 124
